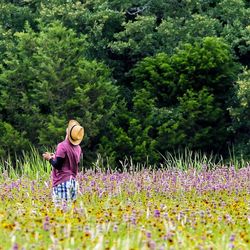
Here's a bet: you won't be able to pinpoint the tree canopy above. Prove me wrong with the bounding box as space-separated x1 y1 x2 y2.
0 0 249 165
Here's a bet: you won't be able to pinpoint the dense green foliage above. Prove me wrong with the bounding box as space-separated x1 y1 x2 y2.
125 37 239 162
230 68 250 157
0 0 249 165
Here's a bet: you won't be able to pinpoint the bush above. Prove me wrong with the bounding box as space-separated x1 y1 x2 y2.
129 37 239 161
0 121 29 158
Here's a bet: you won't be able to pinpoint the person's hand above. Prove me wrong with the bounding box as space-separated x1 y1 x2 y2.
42 152 54 161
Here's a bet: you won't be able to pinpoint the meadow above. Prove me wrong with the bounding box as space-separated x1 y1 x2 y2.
0 151 249 250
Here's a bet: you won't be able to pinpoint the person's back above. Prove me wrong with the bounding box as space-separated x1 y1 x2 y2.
52 139 81 187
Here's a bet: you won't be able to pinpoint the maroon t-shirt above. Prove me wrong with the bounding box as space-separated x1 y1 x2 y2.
51 139 82 187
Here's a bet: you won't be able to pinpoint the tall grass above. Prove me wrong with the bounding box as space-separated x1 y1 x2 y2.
93 148 249 172
228 146 248 169
161 148 249 170
0 147 51 180
0 147 249 179
159 149 223 170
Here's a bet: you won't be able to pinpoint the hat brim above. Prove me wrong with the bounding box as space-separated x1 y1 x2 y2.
67 120 84 145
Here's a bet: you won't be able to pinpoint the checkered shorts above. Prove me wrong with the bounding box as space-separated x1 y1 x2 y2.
52 178 78 205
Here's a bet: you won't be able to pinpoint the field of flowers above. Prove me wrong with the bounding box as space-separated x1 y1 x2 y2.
0 163 249 249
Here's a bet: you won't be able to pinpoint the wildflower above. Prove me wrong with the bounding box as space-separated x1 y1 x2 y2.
163 212 168 219
154 209 160 218
225 214 233 223
43 216 50 231
230 234 236 242
130 216 136 225
146 231 151 238
199 211 205 218
12 243 18 250
113 224 118 232
147 240 156 250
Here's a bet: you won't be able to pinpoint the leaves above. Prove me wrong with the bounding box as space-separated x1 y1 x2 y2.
0 0 249 163
0 21 121 162
130 37 239 157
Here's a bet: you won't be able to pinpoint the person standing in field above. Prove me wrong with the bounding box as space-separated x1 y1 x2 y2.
42 120 84 208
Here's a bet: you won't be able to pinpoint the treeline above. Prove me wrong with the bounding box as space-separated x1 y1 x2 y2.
0 0 249 165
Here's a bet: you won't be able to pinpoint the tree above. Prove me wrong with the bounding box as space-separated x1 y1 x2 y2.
0 2 36 32
38 0 125 59
109 15 158 78
0 21 121 163
157 15 222 55
229 68 250 157
130 37 239 159
209 0 250 65
156 88 226 152
0 121 29 158
0 25 13 62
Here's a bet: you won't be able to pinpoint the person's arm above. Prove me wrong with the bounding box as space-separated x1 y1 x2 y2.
42 152 64 170
49 157 64 170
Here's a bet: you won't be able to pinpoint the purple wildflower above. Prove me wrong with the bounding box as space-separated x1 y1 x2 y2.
230 234 236 242
154 209 160 218
43 216 50 231
12 243 18 250
147 240 156 250
113 224 118 232
146 231 151 238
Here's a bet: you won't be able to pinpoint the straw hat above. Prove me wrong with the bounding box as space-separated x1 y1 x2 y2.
67 120 84 145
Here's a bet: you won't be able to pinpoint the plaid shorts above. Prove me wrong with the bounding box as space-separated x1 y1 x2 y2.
52 178 78 205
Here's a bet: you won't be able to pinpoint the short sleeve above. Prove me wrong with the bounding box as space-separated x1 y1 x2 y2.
55 142 66 158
